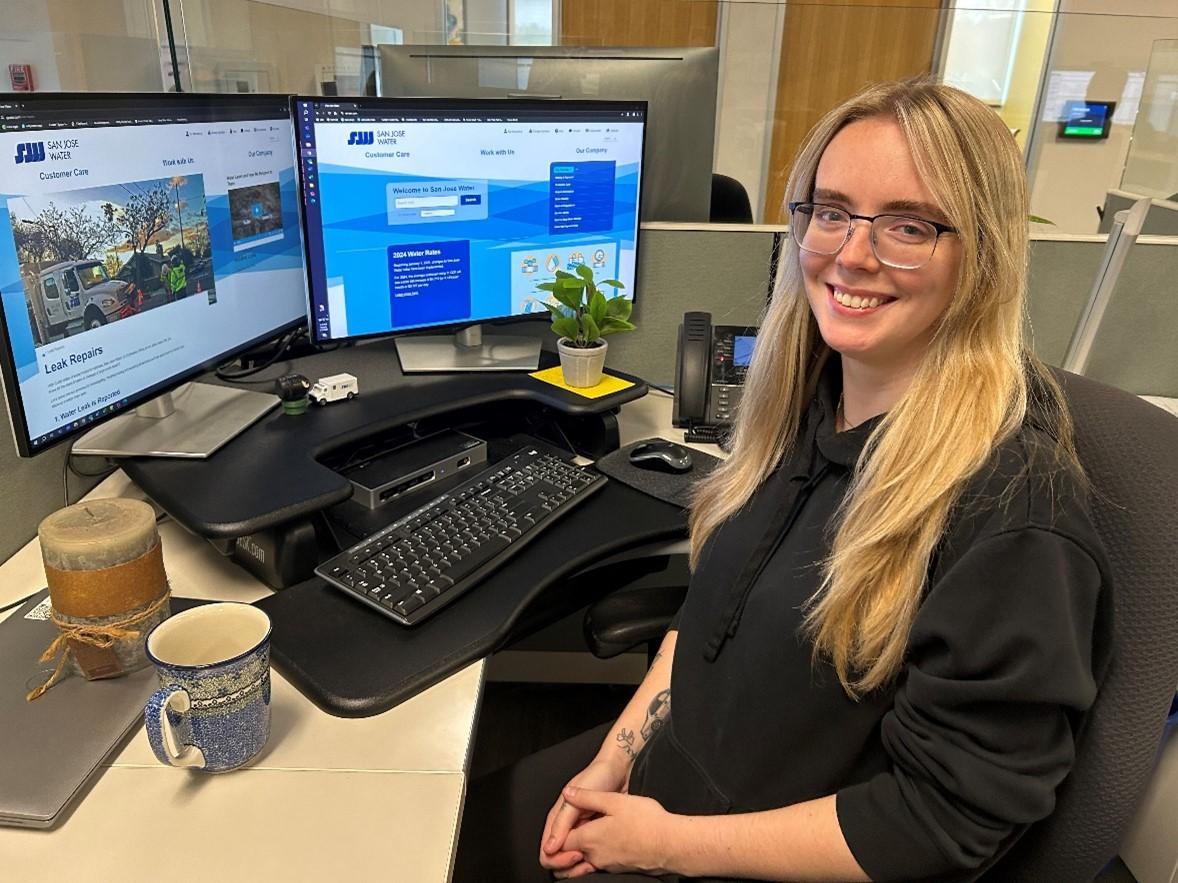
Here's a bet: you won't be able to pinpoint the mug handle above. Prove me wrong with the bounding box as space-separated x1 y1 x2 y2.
145 684 206 769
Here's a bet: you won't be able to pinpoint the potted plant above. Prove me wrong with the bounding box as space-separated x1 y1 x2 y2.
536 264 635 387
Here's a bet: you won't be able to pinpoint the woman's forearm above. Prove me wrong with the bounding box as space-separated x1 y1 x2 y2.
595 629 677 774
669 794 870 882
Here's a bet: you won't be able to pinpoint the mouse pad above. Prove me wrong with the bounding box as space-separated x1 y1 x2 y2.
594 438 722 509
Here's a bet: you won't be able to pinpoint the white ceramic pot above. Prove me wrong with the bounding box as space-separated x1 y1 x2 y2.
557 337 608 388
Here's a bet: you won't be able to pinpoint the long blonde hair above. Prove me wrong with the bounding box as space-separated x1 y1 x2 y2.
688 79 1075 696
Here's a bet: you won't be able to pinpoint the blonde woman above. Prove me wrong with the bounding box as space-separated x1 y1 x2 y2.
454 79 1110 883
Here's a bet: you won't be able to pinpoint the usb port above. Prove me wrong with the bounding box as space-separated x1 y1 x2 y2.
457 456 470 468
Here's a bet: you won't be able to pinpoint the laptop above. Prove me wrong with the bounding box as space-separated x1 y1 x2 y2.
0 590 157 828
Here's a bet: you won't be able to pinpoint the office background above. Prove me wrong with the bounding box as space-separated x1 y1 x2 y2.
3 0 1178 565
0 4 1176 878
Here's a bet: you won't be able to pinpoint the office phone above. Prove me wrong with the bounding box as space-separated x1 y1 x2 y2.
672 311 759 443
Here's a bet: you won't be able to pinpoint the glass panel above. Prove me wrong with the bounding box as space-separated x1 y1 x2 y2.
941 0 1028 106
510 0 555 46
0 0 166 93
1121 39 1178 201
1024 5 1178 234
6 1 1176 234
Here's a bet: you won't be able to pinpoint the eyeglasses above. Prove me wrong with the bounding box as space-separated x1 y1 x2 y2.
788 202 957 270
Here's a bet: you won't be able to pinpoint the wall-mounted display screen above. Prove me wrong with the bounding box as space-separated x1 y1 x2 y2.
1059 100 1116 139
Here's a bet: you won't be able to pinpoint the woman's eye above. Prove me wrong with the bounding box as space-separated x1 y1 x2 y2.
887 221 931 240
815 209 846 224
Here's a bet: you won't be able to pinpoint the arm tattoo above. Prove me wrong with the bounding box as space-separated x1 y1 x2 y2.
616 727 638 759
640 689 671 742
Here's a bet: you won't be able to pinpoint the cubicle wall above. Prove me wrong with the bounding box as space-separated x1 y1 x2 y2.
1 225 1177 562
605 224 778 386
1081 237 1178 395
0 387 80 564
1026 235 1109 366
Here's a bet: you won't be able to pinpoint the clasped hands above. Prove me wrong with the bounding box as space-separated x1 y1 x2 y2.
539 758 680 879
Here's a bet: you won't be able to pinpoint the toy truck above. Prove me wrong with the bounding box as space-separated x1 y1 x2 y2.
308 373 359 405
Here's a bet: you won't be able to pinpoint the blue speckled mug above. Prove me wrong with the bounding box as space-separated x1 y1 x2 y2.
143 603 272 772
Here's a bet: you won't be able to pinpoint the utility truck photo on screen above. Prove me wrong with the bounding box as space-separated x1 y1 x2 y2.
9 175 213 347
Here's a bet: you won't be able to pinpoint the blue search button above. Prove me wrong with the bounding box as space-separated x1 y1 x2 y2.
460 194 482 206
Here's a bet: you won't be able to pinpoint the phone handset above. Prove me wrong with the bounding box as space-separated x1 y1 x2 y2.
673 311 713 427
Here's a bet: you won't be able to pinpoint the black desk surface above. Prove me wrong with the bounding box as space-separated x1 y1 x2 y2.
255 478 689 717
123 341 646 538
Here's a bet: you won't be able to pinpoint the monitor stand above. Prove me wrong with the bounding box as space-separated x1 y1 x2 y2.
71 382 280 459
395 324 542 373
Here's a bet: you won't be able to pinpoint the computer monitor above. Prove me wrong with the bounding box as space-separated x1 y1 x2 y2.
0 93 308 458
294 96 646 372
378 45 717 223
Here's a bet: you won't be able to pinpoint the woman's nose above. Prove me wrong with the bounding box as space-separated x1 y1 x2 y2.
836 220 880 271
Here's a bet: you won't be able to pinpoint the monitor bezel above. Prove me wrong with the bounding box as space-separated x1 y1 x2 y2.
290 94 649 347
0 91 307 458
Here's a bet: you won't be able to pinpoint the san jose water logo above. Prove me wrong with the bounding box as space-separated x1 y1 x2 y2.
14 142 46 164
347 131 374 146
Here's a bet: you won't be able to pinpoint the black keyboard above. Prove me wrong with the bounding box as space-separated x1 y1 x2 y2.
317 445 608 625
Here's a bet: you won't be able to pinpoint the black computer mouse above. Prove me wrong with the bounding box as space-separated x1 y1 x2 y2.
628 440 693 473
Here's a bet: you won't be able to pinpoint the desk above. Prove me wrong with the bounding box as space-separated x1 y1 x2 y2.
0 392 706 882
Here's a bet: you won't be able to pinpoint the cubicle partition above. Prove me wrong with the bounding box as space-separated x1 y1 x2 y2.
605 223 779 387
3 225 1178 562
1080 236 1178 396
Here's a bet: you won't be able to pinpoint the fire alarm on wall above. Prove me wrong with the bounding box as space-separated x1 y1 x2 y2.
9 64 34 92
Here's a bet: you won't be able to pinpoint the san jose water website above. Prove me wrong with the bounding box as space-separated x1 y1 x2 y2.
0 97 305 451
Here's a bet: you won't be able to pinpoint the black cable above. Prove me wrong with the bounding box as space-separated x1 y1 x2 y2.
215 326 304 381
0 591 39 615
647 383 675 397
63 454 120 507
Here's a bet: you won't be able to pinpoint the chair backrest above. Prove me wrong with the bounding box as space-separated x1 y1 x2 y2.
710 173 753 224
988 370 1178 880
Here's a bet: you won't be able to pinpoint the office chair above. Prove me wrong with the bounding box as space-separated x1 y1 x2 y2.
710 173 753 224
584 369 1178 880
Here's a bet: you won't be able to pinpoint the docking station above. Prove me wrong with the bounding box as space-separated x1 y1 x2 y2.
340 429 487 510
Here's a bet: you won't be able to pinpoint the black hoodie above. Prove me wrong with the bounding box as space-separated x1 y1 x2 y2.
628 367 1112 882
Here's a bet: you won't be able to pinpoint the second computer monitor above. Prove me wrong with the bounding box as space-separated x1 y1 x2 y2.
295 97 646 369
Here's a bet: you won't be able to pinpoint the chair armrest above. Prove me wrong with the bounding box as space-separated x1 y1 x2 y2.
583 584 687 659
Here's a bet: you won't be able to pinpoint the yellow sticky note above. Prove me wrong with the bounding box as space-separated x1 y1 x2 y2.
530 366 635 399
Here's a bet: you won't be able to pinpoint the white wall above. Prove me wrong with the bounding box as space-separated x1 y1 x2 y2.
0 3 62 93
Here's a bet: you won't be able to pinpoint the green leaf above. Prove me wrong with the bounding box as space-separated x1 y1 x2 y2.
551 316 579 340
574 263 593 281
535 281 557 292
589 290 607 325
557 277 587 289
552 287 582 313
554 269 575 280
1029 214 1055 225
582 313 601 342
600 279 624 288
537 300 570 320
605 296 632 320
599 317 636 336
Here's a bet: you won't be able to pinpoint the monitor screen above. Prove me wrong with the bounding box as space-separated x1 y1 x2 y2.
1059 100 1116 139
294 96 646 347
0 93 307 457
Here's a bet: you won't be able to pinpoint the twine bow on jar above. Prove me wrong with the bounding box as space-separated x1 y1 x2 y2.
27 593 171 701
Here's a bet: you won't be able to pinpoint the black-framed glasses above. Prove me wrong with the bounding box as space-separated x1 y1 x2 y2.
788 202 957 270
